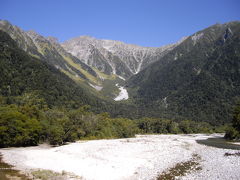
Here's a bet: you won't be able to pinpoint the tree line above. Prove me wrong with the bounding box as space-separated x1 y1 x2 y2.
0 94 138 147
0 93 229 148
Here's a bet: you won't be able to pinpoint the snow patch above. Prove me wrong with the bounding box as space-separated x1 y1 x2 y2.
117 75 126 81
54 65 60 69
89 83 103 91
114 84 129 101
174 54 178 60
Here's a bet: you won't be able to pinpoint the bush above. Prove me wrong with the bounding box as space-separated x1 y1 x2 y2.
225 104 240 140
225 127 239 140
0 105 41 147
40 109 70 145
232 105 240 132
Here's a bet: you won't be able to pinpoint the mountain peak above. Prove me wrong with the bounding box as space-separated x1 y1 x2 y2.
80 35 95 39
46 36 59 44
70 35 96 42
26 30 39 36
0 19 11 26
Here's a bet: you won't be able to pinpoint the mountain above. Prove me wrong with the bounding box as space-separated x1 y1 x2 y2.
0 20 136 99
0 30 106 109
62 36 183 79
0 20 101 86
126 21 240 125
0 20 184 101
0 29 138 117
1 19 239 125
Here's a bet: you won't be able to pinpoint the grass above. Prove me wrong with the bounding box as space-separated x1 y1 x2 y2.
157 154 202 180
62 55 99 84
29 52 41 59
100 79 121 98
93 67 115 80
60 68 83 82
32 169 82 180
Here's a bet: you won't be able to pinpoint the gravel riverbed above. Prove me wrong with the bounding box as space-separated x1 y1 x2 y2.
0 134 239 180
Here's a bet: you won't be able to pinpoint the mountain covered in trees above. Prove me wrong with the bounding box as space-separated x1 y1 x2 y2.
127 21 240 125
0 30 106 109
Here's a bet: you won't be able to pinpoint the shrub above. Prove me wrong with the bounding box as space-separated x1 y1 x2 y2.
225 127 239 140
0 105 41 147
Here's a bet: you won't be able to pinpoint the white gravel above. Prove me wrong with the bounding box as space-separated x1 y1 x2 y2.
0 134 239 180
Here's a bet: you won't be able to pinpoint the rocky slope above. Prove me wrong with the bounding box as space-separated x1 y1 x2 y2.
62 36 184 79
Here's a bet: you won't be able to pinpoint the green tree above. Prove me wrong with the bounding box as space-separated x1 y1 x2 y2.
41 109 69 145
179 120 193 134
112 118 138 138
232 105 240 132
167 121 180 134
225 104 240 140
0 105 41 147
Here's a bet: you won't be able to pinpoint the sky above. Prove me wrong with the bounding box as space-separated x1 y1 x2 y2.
0 0 240 47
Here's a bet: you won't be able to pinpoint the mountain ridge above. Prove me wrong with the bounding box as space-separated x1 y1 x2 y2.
61 35 185 78
0 20 102 85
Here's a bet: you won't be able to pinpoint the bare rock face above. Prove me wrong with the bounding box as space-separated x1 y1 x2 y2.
61 36 182 79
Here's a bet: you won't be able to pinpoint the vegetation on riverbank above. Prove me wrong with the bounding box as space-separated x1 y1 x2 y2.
225 104 240 140
0 94 138 147
0 94 227 148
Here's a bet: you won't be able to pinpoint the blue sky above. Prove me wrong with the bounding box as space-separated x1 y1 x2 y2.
1 0 239 47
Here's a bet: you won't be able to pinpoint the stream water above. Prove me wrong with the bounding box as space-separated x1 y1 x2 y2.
196 137 240 150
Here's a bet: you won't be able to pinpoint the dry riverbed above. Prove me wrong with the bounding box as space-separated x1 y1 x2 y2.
0 134 239 180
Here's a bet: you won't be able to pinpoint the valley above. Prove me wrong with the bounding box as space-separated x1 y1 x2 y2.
1 21 239 122
0 16 240 180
